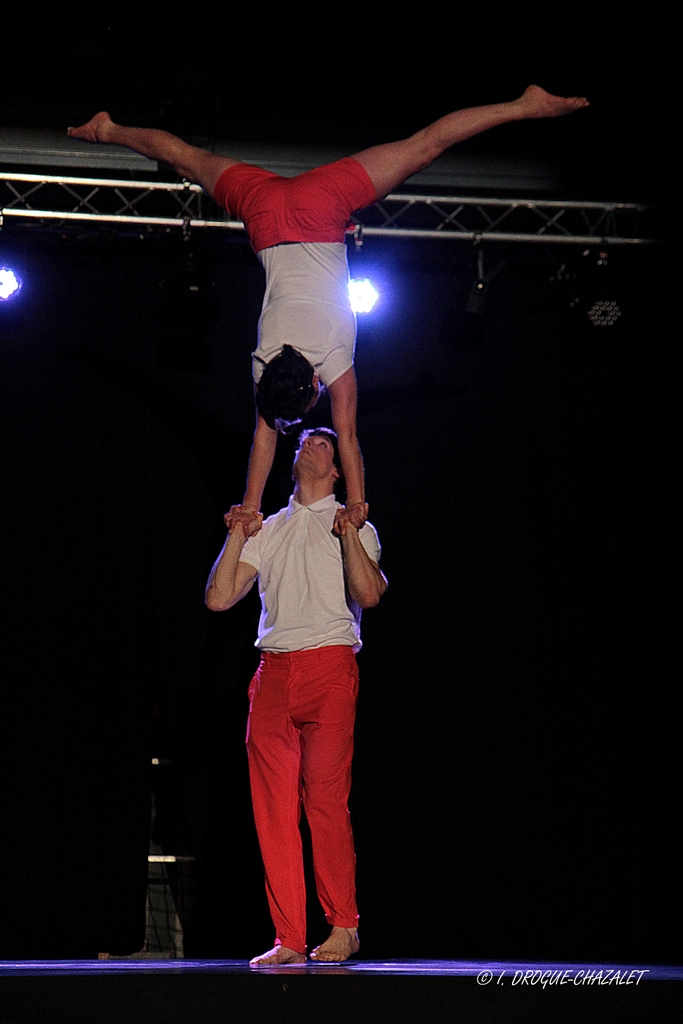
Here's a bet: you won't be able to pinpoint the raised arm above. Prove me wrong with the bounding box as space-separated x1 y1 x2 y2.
328 367 367 530
243 413 278 512
205 521 259 612
340 526 387 609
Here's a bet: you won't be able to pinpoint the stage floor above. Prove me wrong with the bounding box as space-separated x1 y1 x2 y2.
2 957 681 1023
1 957 681 979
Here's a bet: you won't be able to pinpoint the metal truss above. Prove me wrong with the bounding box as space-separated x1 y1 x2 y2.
1 171 654 245
0 172 233 234
356 194 653 245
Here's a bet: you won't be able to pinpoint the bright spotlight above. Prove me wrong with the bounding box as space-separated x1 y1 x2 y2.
0 266 22 301
348 278 379 314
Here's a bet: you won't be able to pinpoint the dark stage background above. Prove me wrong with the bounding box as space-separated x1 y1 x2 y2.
0 5 677 966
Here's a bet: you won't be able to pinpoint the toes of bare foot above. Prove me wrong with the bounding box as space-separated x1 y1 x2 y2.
249 945 306 966
67 112 113 143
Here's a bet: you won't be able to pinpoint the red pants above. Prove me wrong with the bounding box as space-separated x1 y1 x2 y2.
213 157 377 253
246 645 359 954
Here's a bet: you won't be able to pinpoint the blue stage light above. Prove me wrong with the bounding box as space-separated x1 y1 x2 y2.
348 278 379 314
0 266 22 301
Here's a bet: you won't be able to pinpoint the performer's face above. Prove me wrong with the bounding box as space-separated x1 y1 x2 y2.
293 433 339 481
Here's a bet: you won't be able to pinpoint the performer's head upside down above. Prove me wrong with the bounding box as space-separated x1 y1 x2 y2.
255 344 321 434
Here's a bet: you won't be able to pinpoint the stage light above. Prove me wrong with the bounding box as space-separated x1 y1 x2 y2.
0 266 22 301
348 278 379 314
552 249 628 339
586 299 622 327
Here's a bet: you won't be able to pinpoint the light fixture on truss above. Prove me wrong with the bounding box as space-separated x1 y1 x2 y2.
0 265 22 301
348 278 379 314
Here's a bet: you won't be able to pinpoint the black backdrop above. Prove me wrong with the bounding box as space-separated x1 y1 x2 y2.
0 0 677 962
0 228 676 962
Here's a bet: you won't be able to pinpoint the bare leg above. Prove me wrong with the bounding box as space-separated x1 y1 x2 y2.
353 85 589 200
249 944 307 966
68 113 239 197
309 926 360 962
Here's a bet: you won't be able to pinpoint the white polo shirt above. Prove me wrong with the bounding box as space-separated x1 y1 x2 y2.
239 492 381 653
252 242 356 388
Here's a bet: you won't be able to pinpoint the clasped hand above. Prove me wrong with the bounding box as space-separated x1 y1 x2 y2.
224 504 263 538
333 501 369 536
224 502 367 538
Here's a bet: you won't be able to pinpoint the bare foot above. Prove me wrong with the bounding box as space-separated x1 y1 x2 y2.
309 926 360 962
516 84 589 119
249 944 307 966
68 112 115 144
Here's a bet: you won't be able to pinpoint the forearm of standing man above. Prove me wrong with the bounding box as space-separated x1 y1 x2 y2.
205 525 258 612
340 527 387 608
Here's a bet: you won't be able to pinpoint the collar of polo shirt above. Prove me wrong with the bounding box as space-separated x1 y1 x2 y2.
286 493 338 518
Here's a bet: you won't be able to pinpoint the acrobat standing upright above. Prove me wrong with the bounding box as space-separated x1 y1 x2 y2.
205 427 387 964
69 86 588 532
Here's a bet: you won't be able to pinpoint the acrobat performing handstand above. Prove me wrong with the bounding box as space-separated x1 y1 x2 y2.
69 86 588 533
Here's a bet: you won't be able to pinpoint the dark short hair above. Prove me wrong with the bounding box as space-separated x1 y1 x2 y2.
256 345 316 433
297 427 346 502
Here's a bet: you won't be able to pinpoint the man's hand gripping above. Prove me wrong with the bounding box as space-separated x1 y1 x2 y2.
224 504 263 539
333 501 369 537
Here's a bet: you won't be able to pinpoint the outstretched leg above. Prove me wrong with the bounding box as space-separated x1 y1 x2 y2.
68 113 238 197
353 85 589 200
